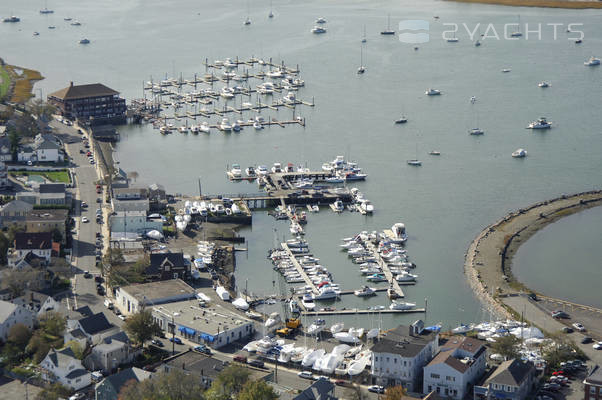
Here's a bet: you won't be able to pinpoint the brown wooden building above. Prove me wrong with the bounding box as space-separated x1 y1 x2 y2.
47 82 126 124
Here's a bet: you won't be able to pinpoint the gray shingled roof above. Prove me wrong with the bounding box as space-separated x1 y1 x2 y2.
487 359 535 386
48 83 119 100
101 367 151 395
79 312 113 335
38 184 65 194
293 379 336 400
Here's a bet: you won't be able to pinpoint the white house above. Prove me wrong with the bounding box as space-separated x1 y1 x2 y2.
0 135 12 162
0 300 35 341
12 290 61 317
9 232 53 266
109 211 163 235
17 134 64 163
370 321 439 391
84 331 140 373
65 312 117 345
423 336 487 399
115 279 196 316
40 347 92 391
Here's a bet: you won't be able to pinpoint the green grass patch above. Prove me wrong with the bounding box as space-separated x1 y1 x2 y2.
0 65 10 101
11 170 71 184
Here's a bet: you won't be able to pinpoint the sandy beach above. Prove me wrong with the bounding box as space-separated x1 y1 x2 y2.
464 190 602 320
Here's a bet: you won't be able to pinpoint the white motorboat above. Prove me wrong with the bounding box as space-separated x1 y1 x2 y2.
302 293 316 311
452 324 474 334
512 148 527 158
360 200 374 214
190 125 199 133
215 286 230 301
200 122 210 133
584 56 600 66
243 341 259 352
253 121 264 130
390 223 408 244
219 118 232 131
527 117 552 129
71 21 81 26
257 165 268 176
244 17 251 25
396 272 418 282
307 319 326 335
354 286 376 297
271 162 282 173
229 163 242 178
333 332 360 344
316 17 327 23
395 116 408 124
425 88 441 96
232 297 249 310
265 312 281 329
389 301 416 310
330 199 344 213
245 166 256 177
502 68 511 73
538 81 550 88
330 322 345 334
407 159 422 166
283 91 296 104
469 128 484 135
312 286 338 301
311 26 327 34
347 356 369 375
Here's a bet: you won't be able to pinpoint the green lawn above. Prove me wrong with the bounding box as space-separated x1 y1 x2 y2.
0 65 11 100
11 170 71 184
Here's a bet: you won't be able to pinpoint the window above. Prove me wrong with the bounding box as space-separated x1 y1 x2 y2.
375 356 378 362
446 376 453 381
428 386 432 392
431 373 440 379
590 386 596 394
394 359 397 364
386 357 389 363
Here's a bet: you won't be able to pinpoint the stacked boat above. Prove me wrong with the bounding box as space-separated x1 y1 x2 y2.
196 241 216 266
350 188 375 214
321 156 368 182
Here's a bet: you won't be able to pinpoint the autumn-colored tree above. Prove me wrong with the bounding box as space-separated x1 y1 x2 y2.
119 369 204 400
490 334 520 360
123 309 162 347
205 364 250 400
7 323 32 349
238 380 278 400
384 385 407 400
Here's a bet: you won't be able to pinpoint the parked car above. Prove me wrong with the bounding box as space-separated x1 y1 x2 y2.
593 342 602 350
82 217 89 223
151 339 164 347
193 345 211 355
297 371 313 380
233 355 247 363
551 311 569 319
94 276 103 283
334 379 348 386
562 327 573 333
169 337 182 345
118 315 126 321
68 393 85 400
247 359 264 368
572 322 586 332
83 271 91 278
368 385 385 394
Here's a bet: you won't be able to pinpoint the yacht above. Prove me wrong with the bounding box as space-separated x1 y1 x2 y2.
178 125 188 133
315 17 327 24
512 148 527 158
190 125 199 134
219 118 233 131
312 286 339 301
307 319 326 335
396 272 418 282
584 56 600 66
469 128 484 135
359 200 374 214
389 301 416 310
538 81 550 88
311 26 327 34
354 286 376 297
200 122 210 133
271 162 282 173
301 293 316 311
330 199 344 213
527 117 552 129
257 165 269 176
395 116 408 124
390 223 408 244
357 66 365 74
245 166 256 177
407 159 422 166
3 16 20 23
265 312 281 329
230 164 242 178
425 88 441 96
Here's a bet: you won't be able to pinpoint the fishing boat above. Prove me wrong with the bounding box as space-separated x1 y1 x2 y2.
425 88 441 96
380 14 394 35
354 286 376 297
311 26 327 34
389 301 416 310
538 81 550 88
395 116 408 124
527 117 552 129
512 148 527 158
584 56 600 66
302 293 316 311
307 319 326 335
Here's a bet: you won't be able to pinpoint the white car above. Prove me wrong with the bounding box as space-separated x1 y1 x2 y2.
82 217 89 223
118 315 126 321
572 323 586 332
297 371 313 379
368 385 385 394
593 342 602 350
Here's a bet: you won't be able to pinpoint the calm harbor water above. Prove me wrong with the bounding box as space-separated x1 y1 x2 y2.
2 0 602 330
513 206 602 309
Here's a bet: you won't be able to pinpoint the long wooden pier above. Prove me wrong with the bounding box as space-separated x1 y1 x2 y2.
302 308 425 316
281 243 319 295
365 241 405 298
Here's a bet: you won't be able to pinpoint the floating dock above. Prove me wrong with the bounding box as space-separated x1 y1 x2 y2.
364 241 405 298
281 243 319 295
301 308 425 316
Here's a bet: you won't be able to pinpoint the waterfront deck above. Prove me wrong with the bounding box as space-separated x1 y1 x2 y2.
364 241 405 298
301 308 425 316
281 243 319 295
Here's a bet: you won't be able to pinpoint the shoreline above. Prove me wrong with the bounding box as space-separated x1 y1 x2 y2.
464 190 602 321
446 0 602 9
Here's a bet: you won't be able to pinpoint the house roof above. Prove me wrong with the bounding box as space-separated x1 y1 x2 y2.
26 209 69 222
146 253 186 276
293 379 336 400
163 351 228 380
100 367 151 395
78 312 113 335
38 183 66 194
34 139 60 151
69 328 87 339
0 300 18 323
46 347 77 368
48 83 119 101
426 336 486 374
14 232 53 250
65 368 90 379
586 365 602 387
120 279 196 303
75 305 93 317
371 324 438 358
486 359 535 387
1 200 34 213
13 290 51 308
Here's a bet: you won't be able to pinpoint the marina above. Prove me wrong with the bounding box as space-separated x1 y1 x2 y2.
301 307 425 316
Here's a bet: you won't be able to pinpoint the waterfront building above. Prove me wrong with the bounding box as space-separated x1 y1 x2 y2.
473 359 536 400
115 279 196 315
47 82 126 124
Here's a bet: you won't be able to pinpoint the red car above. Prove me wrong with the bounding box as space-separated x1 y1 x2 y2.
334 380 348 386
86 151 91 156
552 371 564 376
233 355 247 363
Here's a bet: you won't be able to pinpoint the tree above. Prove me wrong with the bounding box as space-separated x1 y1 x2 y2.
0 231 9 264
64 340 85 360
542 332 587 369
123 309 162 347
2 268 39 297
29 98 56 123
35 383 72 400
490 334 520 360
40 311 66 337
238 380 278 400
119 369 204 400
384 385 407 400
7 126 20 159
7 323 32 349
205 364 250 400
51 228 63 243
349 383 369 400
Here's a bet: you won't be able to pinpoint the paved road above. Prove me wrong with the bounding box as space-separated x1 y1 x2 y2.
50 120 122 327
